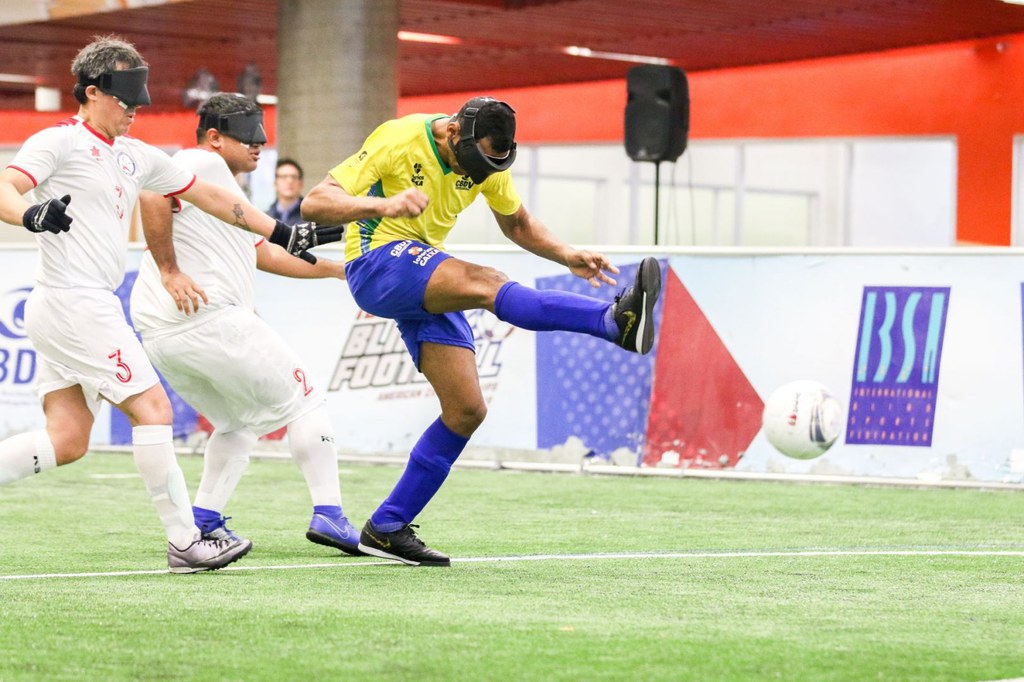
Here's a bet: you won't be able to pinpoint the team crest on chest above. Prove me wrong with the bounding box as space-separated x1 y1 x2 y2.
455 175 474 191
116 152 137 177
411 162 424 187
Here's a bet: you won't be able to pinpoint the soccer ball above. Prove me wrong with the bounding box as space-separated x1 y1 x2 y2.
762 380 842 459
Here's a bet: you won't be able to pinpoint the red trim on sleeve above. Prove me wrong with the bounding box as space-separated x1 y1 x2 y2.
81 121 114 146
6 165 38 187
164 175 196 198
254 238 266 248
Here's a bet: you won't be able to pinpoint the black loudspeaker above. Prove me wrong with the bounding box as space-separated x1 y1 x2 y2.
624 65 689 163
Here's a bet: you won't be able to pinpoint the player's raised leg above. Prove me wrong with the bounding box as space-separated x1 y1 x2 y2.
424 255 663 355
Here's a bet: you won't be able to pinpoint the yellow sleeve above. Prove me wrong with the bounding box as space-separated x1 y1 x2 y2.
327 121 394 196
481 169 522 216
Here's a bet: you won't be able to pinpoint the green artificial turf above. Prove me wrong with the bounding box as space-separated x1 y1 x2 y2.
1 452 1022 681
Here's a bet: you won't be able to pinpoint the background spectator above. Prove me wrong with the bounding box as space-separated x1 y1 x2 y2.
267 158 304 225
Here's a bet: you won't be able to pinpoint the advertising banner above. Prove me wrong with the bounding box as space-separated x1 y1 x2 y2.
0 249 42 439
2 245 1022 483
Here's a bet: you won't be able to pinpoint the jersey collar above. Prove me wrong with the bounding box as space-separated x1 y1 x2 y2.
425 115 452 175
82 120 115 146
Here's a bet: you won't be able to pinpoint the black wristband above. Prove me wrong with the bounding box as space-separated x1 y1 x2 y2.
269 220 292 249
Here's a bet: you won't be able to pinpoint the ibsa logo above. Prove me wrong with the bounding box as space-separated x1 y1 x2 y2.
0 287 36 386
847 285 949 446
327 309 515 391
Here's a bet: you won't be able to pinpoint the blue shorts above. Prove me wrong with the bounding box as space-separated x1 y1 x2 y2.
346 240 476 368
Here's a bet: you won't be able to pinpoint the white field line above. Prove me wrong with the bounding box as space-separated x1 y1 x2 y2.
2 549 1023 582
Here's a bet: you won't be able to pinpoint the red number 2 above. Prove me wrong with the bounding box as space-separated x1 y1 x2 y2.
293 368 313 396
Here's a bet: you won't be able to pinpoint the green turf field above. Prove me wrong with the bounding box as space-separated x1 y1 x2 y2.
1 452 1022 681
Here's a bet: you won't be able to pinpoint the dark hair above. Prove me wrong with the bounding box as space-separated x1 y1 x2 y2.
195 92 262 143
457 98 516 154
276 158 304 180
71 35 146 105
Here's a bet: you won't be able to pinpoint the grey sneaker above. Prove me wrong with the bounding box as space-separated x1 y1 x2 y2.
167 536 252 574
203 524 249 544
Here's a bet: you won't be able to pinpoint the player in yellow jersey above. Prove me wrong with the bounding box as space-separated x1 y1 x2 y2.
302 97 661 566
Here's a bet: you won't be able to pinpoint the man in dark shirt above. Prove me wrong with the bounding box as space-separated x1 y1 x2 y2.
267 157 304 225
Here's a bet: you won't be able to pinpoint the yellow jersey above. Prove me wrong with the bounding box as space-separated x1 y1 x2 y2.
330 114 522 263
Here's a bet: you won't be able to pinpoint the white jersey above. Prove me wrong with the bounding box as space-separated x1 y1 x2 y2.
7 115 194 291
130 147 263 337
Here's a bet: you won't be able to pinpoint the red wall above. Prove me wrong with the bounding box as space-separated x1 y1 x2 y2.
5 32 1024 244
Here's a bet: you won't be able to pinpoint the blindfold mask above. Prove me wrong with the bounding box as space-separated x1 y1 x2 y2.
448 98 517 184
80 66 151 108
198 110 268 146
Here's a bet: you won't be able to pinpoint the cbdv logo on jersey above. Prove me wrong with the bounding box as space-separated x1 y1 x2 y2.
0 287 37 393
847 286 950 446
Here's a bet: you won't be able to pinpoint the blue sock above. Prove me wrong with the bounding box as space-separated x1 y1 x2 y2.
371 418 469 532
494 281 615 341
192 506 222 533
313 504 343 518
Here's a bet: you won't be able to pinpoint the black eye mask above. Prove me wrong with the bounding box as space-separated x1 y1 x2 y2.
80 66 151 108
448 100 517 183
198 110 267 145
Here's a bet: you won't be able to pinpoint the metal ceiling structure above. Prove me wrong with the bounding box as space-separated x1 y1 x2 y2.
2 0 1024 111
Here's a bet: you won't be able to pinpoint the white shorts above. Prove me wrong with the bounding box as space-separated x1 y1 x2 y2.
141 306 324 436
26 285 160 413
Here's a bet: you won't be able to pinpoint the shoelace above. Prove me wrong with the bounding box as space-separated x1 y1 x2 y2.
403 524 428 548
186 537 232 549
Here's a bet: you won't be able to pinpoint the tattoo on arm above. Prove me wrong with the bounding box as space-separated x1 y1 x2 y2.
231 203 251 231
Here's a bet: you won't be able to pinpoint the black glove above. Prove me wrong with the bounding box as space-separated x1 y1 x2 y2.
269 220 345 264
22 194 72 234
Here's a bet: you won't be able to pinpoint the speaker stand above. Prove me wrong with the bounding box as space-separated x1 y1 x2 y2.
653 161 661 245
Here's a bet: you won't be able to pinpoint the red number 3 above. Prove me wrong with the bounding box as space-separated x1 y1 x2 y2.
293 368 313 396
108 349 132 383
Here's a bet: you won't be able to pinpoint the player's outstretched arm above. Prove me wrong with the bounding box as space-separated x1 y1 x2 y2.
0 169 72 235
255 240 346 281
179 178 343 261
179 177 277 236
139 189 207 316
302 175 428 224
493 205 618 288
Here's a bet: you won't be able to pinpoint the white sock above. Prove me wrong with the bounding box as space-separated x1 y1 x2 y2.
0 430 57 485
288 406 342 507
132 425 197 549
193 429 255 513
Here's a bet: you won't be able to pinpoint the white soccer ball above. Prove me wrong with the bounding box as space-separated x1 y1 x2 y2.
762 380 842 460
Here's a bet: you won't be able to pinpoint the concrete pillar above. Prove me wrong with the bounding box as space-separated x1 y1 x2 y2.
276 0 399 182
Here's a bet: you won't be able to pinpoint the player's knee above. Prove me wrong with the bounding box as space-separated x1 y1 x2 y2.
446 401 488 434
51 432 89 466
125 391 173 426
471 266 509 305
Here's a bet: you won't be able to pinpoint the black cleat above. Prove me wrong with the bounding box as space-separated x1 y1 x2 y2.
611 256 662 354
357 520 451 567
